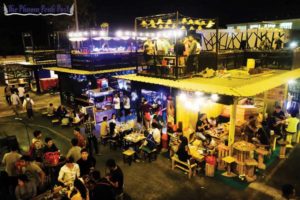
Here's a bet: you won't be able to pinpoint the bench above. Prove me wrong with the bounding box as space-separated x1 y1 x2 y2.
171 156 197 179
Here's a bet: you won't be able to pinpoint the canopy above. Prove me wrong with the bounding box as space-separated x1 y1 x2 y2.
45 67 136 75
115 69 300 97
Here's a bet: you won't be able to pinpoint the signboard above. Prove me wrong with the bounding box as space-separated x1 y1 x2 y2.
3 3 74 16
56 54 72 68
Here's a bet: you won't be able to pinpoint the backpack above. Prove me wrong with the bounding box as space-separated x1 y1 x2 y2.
26 99 32 109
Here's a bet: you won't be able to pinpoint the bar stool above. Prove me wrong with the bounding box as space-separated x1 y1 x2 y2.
278 141 288 159
122 149 135 166
245 158 258 182
222 156 236 177
255 148 269 170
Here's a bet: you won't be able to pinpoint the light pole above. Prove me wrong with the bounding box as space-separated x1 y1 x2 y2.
74 0 79 31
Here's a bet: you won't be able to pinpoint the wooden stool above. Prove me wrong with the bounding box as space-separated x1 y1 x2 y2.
205 163 215 177
222 156 236 177
278 141 288 159
217 144 231 170
245 158 258 182
52 119 59 125
286 133 294 149
255 148 269 170
122 149 135 166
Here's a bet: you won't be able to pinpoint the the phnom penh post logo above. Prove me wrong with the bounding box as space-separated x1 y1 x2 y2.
3 3 74 16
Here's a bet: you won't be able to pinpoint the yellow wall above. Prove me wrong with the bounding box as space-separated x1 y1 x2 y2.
176 95 224 130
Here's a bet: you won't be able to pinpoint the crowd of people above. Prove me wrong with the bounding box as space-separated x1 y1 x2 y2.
4 84 35 119
1 124 124 200
143 34 202 75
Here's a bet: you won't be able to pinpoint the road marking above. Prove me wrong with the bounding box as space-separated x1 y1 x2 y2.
249 182 282 199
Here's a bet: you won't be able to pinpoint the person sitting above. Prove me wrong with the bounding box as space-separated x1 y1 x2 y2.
56 105 67 120
176 136 192 163
77 148 96 177
43 137 59 154
90 170 114 200
100 116 109 140
58 157 80 186
47 103 56 116
105 159 124 197
19 155 46 190
140 130 157 155
30 130 44 162
208 117 217 128
244 115 260 142
67 178 89 200
2 145 21 176
109 114 118 139
151 122 161 146
281 184 297 200
202 135 217 151
15 174 37 200
272 105 286 140
73 127 86 148
67 138 82 162
196 113 210 133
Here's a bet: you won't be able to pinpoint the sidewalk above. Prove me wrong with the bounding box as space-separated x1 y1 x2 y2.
0 86 61 117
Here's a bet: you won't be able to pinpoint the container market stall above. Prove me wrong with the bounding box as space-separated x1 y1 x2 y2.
116 67 300 180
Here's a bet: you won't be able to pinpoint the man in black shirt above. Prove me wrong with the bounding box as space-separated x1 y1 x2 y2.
77 148 96 176
43 137 58 154
272 105 286 139
105 159 124 196
90 170 114 200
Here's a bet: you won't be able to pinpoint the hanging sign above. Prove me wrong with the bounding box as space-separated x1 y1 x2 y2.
3 3 74 16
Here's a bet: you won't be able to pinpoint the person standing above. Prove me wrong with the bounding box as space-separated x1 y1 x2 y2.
2 145 22 176
84 115 99 155
23 94 34 119
66 138 82 162
186 35 198 74
18 85 25 103
73 127 86 148
11 91 21 118
4 84 12 105
123 95 131 121
113 94 121 121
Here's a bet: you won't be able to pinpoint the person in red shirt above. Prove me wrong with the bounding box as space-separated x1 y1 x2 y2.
73 127 86 148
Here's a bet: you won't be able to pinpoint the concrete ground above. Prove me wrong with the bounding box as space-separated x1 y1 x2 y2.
0 91 299 200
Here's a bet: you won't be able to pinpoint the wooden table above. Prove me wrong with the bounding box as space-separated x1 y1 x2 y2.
189 145 205 162
232 141 256 175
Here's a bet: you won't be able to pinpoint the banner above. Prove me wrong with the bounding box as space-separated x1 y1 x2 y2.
3 3 74 16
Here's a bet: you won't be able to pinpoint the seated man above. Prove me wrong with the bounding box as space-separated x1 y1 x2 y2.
76 148 96 177
140 130 157 154
151 123 161 146
100 116 109 139
58 157 80 186
47 103 56 116
43 137 59 154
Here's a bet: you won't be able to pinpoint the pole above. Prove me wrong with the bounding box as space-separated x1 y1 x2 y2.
215 17 219 70
134 18 138 73
228 97 238 146
74 0 79 31
175 11 179 79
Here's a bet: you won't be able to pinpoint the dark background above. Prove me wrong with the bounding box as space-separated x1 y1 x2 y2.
1 0 300 54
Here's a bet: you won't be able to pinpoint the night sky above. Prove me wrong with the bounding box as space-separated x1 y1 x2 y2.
1 0 300 54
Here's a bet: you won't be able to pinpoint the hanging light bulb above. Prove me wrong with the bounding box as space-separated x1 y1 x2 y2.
158 24 164 29
187 19 194 25
166 19 173 25
181 18 187 24
200 20 206 26
194 19 201 25
171 24 177 29
206 20 215 28
141 20 148 27
150 23 157 28
189 26 195 31
157 18 164 25
164 24 170 29
197 25 203 31
180 26 186 30
150 19 155 25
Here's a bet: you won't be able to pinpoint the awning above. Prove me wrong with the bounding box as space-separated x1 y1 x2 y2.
44 67 136 75
115 69 300 97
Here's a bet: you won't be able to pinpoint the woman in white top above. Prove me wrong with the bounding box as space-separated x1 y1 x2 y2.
58 157 80 186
